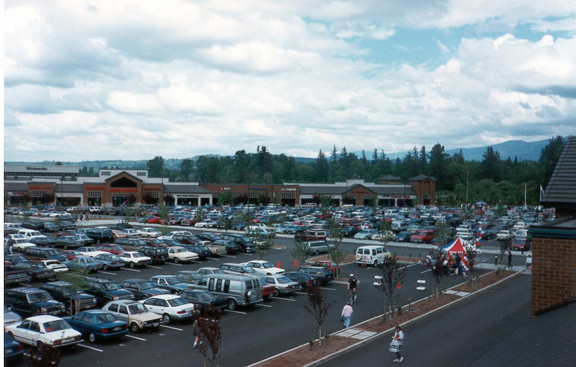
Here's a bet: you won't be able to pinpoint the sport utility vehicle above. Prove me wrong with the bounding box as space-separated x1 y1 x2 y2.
83 278 135 306
102 300 162 333
298 267 333 285
138 246 169 264
5 287 66 316
40 281 98 313
219 234 255 253
303 241 334 255
84 227 115 244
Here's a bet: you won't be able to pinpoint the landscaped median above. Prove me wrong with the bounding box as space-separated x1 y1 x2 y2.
249 268 522 367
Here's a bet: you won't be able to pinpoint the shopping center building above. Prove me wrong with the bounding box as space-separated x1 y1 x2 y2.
4 165 436 207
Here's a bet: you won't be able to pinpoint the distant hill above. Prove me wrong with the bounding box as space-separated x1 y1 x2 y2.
352 139 550 162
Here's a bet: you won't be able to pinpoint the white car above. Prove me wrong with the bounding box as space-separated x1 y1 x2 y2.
497 230 511 241
140 295 195 324
167 246 198 263
41 260 68 273
241 260 285 275
11 238 37 252
77 246 108 257
123 229 140 238
137 227 162 238
194 220 218 228
118 251 152 268
158 231 195 240
5 315 83 348
260 275 302 296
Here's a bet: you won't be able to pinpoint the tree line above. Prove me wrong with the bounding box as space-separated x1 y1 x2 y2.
79 136 565 206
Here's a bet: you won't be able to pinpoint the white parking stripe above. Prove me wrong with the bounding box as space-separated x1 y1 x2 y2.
271 297 296 302
320 287 336 291
295 292 307 295
149 266 162 269
221 255 236 258
420 269 431 274
166 263 183 266
99 271 117 275
78 344 103 352
124 268 141 272
126 335 146 341
256 304 273 308
224 309 247 315
205 258 219 261
160 325 183 331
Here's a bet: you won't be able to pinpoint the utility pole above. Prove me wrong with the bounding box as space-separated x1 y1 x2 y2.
466 171 469 205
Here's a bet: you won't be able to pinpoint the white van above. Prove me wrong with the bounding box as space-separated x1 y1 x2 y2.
355 245 391 266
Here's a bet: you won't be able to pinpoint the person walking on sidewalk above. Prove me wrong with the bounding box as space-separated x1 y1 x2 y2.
341 301 353 328
390 325 404 362
526 254 532 273
507 251 513 269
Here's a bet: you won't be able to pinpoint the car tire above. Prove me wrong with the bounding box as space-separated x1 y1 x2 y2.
227 299 237 311
129 262 135 269
273 289 280 297
103 264 108 271
36 341 45 351
162 313 171 324
96 239 101 245
373 260 379 267
89 333 97 343
313 250 319 255
130 323 140 333
174 257 180 264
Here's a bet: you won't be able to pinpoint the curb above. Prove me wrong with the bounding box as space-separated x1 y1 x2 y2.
248 269 523 367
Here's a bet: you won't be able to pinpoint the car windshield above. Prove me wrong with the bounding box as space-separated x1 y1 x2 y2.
27 292 51 303
102 282 122 291
195 292 215 302
165 277 183 285
132 253 145 258
139 282 156 290
277 276 293 284
96 313 117 323
43 320 70 332
46 250 60 256
167 297 189 307
261 262 273 268
128 303 148 314
61 287 81 296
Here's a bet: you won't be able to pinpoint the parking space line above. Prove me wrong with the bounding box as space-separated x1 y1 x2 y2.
160 325 183 331
206 258 219 261
221 255 236 258
224 309 247 315
78 344 103 352
256 304 273 308
124 268 141 272
100 271 117 275
166 263 183 266
295 292 307 295
420 269 431 274
271 297 296 302
126 335 146 341
320 287 336 291
149 266 162 269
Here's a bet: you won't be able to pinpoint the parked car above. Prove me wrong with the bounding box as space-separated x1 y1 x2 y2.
82 277 135 307
177 270 204 284
102 300 161 333
197 274 263 311
138 246 169 264
180 290 226 313
148 275 192 294
497 230 512 241
212 239 241 254
219 263 259 276
310 260 342 275
392 231 412 242
84 227 115 244
121 279 170 300
167 246 198 263
295 230 328 242
4 331 25 360
5 315 83 348
219 234 256 253
63 256 103 273
355 245 391 266
511 239 531 251
284 272 318 290
298 266 334 285
77 246 109 257
260 275 302 296
303 241 335 255
140 295 195 324
94 253 126 270
97 244 126 254
11 261 55 281
24 247 67 262
40 281 98 314
240 260 285 275
354 229 379 240
410 229 436 243
196 267 226 276
118 251 152 268
65 310 128 343
5 287 66 317
40 260 68 273
137 227 162 238
4 305 23 328
257 278 276 301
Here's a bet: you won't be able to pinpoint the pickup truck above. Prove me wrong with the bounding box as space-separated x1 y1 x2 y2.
295 230 328 242
4 266 31 285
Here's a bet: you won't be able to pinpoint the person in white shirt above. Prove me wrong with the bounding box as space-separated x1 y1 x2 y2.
391 325 405 363
341 301 353 328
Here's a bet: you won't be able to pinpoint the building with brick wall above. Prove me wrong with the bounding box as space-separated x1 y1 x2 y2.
530 136 576 316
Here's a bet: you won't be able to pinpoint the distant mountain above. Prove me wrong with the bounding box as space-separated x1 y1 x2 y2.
351 139 550 162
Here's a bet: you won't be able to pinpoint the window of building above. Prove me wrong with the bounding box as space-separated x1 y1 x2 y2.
101 171 111 176
31 191 46 198
87 191 102 198
137 172 146 177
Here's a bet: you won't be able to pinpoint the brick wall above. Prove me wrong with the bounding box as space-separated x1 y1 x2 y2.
531 237 576 316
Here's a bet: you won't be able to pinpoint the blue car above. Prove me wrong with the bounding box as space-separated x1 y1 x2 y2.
4 332 25 360
65 310 128 343
63 256 103 273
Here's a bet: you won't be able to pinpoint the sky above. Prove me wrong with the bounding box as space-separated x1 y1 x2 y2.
4 0 576 162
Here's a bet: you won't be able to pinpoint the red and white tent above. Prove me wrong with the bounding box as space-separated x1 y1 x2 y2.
439 237 469 267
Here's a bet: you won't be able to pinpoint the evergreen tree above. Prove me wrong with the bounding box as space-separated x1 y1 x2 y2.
538 135 564 186
314 150 329 183
428 143 450 189
147 156 164 177
480 147 501 181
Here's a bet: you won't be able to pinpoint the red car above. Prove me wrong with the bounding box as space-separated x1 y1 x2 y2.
147 216 162 224
60 250 83 260
98 244 126 255
410 230 436 244
512 239 531 251
258 278 276 301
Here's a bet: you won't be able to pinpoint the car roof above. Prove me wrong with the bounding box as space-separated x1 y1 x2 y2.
26 315 63 322
147 294 180 300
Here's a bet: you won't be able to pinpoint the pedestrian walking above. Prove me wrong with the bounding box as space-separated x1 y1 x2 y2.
389 325 404 363
341 301 353 328
526 254 532 273
192 319 201 348
507 251 513 269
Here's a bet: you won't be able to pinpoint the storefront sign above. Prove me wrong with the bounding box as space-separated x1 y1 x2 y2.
29 185 53 190
110 188 139 193
85 186 105 190
26 166 48 171
281 188 297 192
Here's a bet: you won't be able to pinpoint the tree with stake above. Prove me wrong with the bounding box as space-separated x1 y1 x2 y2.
291 240 309 270
374 253 406 320
302 283 334 348
427 250 449 299
327 219 346 278
194 307 223 367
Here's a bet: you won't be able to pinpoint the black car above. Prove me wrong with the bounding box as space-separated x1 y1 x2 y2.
392 231 412 242
11 261 56 281
219 234 255 253
148 275 191 294
341 226 360 238
83 278 135 306
59 221 77 230
114 238 149 250
298 266 334 285
6 254 31 264
5 287 66 316
180 290 226 313
40 281 98 314
29 236 58 247
181 244 211 260
198 233 220 242
121 279 170 300
284 272 318 289
21 221 45 231
53 235 84 249
42 222 62 233
138 246 168 264
212 239 241 254
84 227 115 244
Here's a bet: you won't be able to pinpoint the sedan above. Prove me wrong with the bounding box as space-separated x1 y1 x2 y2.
6 315 83 348
77 247 108 257
118 252 152 268
65 310 128 343
64 256 103 273
140 295 195 324
284 272 318 290
122 279 170 300
94 253 125 270
180 290 226 313
260 275 302 297
167 246 198 264
97 244 126 255
4 332 25 360
194 220 218 228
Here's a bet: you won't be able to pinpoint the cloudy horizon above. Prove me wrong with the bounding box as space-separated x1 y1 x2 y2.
5 0 576 162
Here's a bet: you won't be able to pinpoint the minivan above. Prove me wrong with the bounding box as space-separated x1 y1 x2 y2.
197 274 263 311
355 245 391 266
